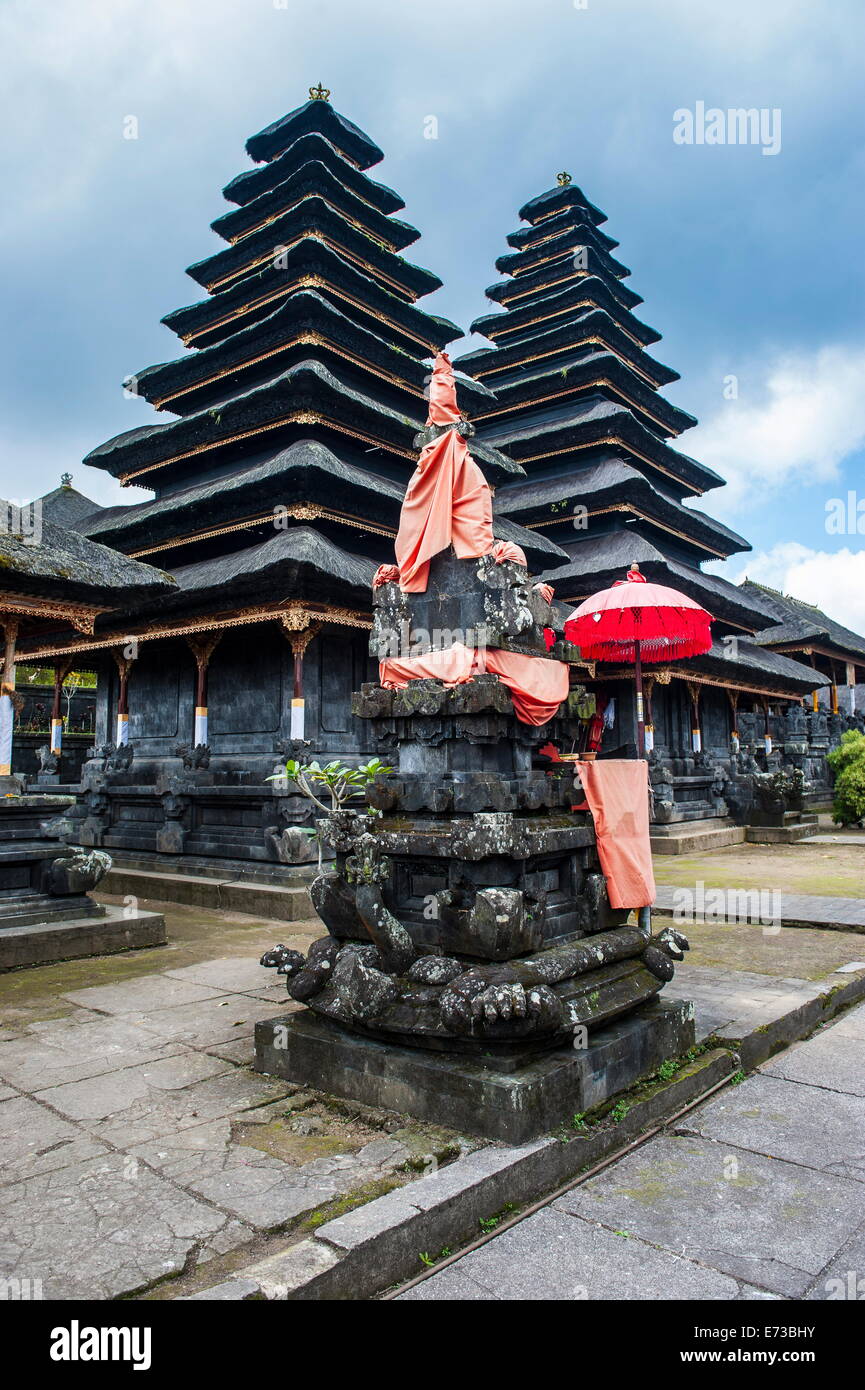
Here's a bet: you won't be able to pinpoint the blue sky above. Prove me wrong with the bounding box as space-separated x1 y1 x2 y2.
2 0 864 624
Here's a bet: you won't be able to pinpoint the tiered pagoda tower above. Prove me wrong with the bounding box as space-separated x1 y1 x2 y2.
455 174 824 834
24 92 561 868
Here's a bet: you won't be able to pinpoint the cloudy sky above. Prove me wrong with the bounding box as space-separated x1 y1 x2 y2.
2 0 864 624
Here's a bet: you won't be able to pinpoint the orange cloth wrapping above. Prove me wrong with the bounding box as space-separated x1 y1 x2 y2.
491 540 527 567
372 564 400 589
576 759 656 909
482 650 569 726
395 353 494 592
379 643 477 690
379 645 569 727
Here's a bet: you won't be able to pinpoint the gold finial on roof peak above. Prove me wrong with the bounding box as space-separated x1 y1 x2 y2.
309 82 330 102
556 171 572 186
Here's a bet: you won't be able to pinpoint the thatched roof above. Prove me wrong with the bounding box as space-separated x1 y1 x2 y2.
0 502 175 602
495 457 749 559
245 98 383 168
744 580 865 663
223 133 403 212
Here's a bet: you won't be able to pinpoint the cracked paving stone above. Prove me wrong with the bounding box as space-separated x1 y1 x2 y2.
123 996 284 1047
162 957 278 995
61 976 229 1015
553 1133 865 1297
0 1015 186 1091
680 1072 865 1183
0 1095 108 1185
35 1051 234 1121
0 1152 253 1299
80 1070 294 1147
761 1024 865 1098
128 1122 411 1230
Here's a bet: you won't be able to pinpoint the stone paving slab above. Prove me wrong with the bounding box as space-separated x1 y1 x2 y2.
679 1071 865 1183
552 1132 865 1297
0 1015 187 1091
0 1152 254 1300
804 1223 865 1300
0 1095 108 1185
665 963 825 1042
79 1070 295 1148
761 1025 865 1097
129 1120 414 1231
61 975 228 1014
126 995 285 1047
162 956 279 995
655 884 865 930
36 1050 234 1122
400 1208 742 1300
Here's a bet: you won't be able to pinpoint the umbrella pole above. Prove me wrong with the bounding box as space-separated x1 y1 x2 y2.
634 639 646 759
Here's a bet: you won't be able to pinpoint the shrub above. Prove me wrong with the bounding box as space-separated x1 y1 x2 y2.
828 730 865 826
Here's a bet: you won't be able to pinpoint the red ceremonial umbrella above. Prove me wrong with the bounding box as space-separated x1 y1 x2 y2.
564 564 714 758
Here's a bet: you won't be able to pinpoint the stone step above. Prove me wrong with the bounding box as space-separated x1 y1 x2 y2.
100 864 312 921
650 820 746 855
745 821 821 845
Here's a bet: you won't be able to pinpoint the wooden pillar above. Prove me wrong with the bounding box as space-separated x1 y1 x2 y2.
846 662 857 716
685 681 702 753
287 625 321 740
186 634 222 747
761 697 773 755
643 675 656 754
726 688 740 753
0 619 19 776
111 649 134 746
50 659 75 760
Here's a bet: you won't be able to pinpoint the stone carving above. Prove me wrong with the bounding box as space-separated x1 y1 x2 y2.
174 742 211 769
36 745 59 775
261 547 689 1050
45 846 112 896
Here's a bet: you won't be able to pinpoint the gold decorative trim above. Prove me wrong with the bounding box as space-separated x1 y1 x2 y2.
119 414 415 486
20 602 372 662
470 337 661 389
180 275 438 354
526 503 728 560
487 299 644 349
475 378 679 437
152 331 419 411
510 435 705 496
228 188 394 247
204 230 416 303
0 593 103 634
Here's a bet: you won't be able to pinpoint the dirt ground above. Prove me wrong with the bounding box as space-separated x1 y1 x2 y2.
653 840 864 898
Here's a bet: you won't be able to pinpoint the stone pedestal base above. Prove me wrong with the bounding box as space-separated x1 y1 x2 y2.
254 998 696 1143
0 906 167 971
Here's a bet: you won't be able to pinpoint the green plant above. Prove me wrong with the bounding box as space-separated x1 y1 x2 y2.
570 1112 587 1131
267 757 393 869
828 730 865 826
657 1059 678 1082
609 1099 631 1124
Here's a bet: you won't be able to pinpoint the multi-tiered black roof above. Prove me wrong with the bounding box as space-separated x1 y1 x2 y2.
78 93 563 625
454 175 782 635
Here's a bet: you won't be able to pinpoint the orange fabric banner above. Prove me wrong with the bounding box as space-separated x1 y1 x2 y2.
379 643 477 689
379 645 569 727
395 353 494 592
483 649 569 726
575 759 656 909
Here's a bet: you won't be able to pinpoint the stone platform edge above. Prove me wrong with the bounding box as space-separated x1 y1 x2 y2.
178 969 865 1302
0 906 166 972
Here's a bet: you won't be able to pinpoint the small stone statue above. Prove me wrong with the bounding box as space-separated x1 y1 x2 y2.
36 745 59 775
45 847 112 896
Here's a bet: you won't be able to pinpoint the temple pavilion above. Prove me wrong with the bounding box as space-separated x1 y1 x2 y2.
14 93 863 862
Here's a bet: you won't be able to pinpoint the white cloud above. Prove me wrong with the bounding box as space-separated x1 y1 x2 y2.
723 542 865 633
687 344 865 510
